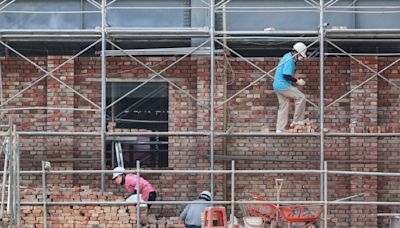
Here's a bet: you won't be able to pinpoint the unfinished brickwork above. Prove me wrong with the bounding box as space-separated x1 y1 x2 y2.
0 55 399 227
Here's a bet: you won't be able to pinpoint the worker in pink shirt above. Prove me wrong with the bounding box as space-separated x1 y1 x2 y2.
112 167 157 209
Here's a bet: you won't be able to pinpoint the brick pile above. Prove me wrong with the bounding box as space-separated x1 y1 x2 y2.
364 126 399 133
107 122 152 134
1 185 185 228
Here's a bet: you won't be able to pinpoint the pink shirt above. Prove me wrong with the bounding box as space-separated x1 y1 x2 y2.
124 174 156 201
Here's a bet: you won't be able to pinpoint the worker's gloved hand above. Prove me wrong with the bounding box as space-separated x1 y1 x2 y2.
296 79 306 86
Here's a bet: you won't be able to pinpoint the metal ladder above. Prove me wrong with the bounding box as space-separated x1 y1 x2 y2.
0 122 21 228
115 142 124 168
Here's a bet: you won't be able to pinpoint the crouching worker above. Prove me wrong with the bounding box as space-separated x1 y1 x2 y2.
180 191 212 228
112 167 157 209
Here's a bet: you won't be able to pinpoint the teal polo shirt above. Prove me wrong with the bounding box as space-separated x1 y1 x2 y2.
273 52 295 91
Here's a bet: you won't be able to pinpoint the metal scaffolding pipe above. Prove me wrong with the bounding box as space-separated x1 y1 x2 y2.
1 131 400 137
326 28 400 33
325 53 400 56
0 0 15 12
0 107 100 112
215 10 319 13
326 133 400 137
218 6 319 9
329 6 400 9
323 161 328 228
106 132 210 136
210 0 216 202
329 170 400 177
13 200 400 206
18 200 324 206
305 0 320 8
41 161 47 228
86 0 101 9
215 132 320 137
319 2 326 228
18 169 321 175
5 168 400 177
0 137 9 220
215 36 319 41
325 10 400 14
0 29 99 33
108 6 208 10
100 0 107 192
0 10 100 14
216 30 319 36
0 0 9 7
136 160 140 228
16 132 100 136
231 160 235 221
105 0 118 7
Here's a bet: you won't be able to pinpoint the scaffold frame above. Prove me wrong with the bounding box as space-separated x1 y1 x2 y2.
0 0 399 227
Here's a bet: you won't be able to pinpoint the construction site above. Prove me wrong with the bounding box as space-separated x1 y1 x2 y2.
0 0 400 227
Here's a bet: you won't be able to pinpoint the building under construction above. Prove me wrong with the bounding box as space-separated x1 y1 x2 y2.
0 0 400 227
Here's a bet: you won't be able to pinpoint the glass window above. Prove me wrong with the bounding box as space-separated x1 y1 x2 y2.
106 82 168 168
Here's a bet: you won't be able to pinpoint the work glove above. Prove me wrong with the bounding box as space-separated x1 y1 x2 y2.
296 79 306 86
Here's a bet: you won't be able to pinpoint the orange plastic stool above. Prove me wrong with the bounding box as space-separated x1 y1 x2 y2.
203 207 228 228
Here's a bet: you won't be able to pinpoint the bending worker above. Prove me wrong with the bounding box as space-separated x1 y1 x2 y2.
180 191 212 228
272 42 308 133
112 166 157 209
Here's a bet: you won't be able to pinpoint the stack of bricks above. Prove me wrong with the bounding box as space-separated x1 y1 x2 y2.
107 122 152 134
113 128 152 133
287 124 319 133
259 122 319 133
107 122 117 132
1 185 186 228
365 125 399 133
165 217 185 228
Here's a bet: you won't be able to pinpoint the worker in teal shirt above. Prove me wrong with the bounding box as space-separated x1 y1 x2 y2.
273 42 308 133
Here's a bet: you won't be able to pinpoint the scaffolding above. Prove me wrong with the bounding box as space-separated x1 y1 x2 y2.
0 0 399 227
0 119 21 227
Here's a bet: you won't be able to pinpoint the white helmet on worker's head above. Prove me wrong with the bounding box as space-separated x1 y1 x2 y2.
293 42 308 59
199 191 212 201
112 167 126 180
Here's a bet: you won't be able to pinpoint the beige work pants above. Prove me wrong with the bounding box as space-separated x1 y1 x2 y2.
275 87 306 131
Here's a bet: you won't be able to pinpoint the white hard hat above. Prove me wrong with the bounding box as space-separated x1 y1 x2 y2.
293 42 307 58
199 191 212 201
112 167 125 180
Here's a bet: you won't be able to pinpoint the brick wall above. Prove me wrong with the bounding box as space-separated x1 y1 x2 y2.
377 57 400 226
0 55 400 227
